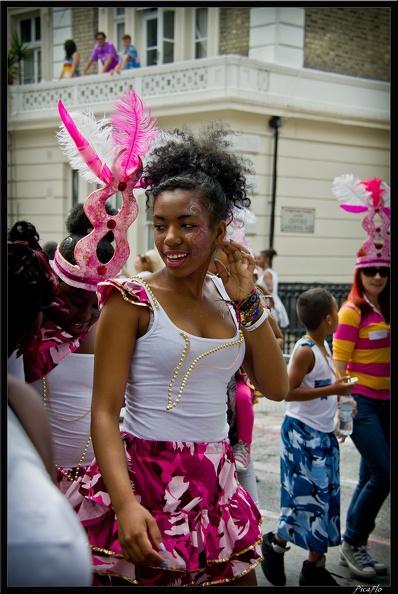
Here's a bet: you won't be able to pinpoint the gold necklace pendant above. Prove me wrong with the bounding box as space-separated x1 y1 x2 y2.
42 376 91 422
166 330 244 411
55 435 92 482
41 376 92 482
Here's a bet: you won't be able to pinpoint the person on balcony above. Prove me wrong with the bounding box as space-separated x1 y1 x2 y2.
110 34 140 75
59 39 80 79
82 32 119 75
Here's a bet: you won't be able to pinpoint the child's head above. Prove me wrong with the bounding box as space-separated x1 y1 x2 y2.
122 34 132 48
297 288 338 333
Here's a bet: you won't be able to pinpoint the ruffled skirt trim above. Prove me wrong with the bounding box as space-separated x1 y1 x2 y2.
72 433 263 586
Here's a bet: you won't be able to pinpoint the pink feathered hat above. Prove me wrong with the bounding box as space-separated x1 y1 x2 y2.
332 174 390 269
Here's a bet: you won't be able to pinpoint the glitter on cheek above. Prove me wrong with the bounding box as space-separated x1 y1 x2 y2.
190 226 210 259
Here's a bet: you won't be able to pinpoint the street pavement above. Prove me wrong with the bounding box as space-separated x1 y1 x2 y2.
251 403 391 591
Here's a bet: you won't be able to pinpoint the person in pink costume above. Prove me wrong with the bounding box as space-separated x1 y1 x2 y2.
68 123 288 586
82 31 119 75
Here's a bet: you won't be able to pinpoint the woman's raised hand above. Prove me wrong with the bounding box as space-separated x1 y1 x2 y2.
213 239 257 303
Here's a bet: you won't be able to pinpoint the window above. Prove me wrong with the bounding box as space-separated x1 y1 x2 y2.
19 15 41 83
194 8 208 59
114 7 125 53
143 8 174 66
70 173 122 213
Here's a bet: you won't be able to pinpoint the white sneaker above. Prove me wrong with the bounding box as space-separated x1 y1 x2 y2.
233 440 251 472
358 545 388 575
339 541 377 579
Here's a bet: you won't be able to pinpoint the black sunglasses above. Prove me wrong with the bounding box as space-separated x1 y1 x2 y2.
361 267 389 278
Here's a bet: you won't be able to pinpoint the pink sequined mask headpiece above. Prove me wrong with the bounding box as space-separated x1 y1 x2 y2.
55 89 159 289
332 174 390 269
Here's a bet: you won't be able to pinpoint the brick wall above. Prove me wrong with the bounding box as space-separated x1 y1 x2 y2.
304 7 390 81
219 7 250 56
72 7 99 74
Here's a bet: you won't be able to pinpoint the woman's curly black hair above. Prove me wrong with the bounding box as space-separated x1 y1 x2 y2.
59 202 117 265
141 122 254 228
8 221 56 351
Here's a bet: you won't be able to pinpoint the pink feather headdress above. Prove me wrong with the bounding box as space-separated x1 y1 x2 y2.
332 173 390 269
54 89 159 290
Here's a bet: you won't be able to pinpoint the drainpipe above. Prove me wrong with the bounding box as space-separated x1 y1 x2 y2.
268 116 282 249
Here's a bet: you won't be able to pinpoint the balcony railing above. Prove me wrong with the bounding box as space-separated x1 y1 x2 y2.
7 55 270 124
8 54 390 129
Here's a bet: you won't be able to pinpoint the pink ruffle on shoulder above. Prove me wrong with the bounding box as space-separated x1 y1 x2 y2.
97 277 153 311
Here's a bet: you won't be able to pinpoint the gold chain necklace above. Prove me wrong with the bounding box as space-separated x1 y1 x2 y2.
42 376 91 422
42 375 92 482
54 436 92 483
167 330 244 410
131 277 245 411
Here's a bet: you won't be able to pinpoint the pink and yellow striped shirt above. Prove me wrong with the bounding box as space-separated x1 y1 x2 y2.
333 300 390 400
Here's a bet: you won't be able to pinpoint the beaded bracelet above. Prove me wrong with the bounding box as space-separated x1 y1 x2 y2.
238 289 260 315
232 288 263 328
241 307 269 331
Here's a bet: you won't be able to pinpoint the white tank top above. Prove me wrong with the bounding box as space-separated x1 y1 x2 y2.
122 276 245 442
285 337 338 433
31 353 95 468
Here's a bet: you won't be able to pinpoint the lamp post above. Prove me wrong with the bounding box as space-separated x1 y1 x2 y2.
268 116 282 249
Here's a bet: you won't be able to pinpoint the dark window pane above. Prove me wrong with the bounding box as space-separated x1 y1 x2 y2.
195 41 207 59
35 16 41 41
72 170 79 206
147 48 158 66
164 11 174 38
147 20 157 47
37 48 41 80
163 41 173 63
20 19 31 43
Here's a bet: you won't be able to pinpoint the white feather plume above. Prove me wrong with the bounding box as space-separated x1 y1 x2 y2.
331 173 370 206
56 110 117 184
231 206 257 226
380 181 390 206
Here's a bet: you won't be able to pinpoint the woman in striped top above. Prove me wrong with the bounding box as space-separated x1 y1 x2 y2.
332 175 390 581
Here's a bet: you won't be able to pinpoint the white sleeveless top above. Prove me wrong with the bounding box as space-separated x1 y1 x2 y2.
285 337 338 433
31 353 95 468
7 405 92 585
121 276 245 442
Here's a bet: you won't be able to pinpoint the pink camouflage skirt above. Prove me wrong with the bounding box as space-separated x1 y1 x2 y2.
70 432 263 586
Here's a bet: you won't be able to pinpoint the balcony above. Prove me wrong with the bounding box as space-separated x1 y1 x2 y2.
8 55 390 130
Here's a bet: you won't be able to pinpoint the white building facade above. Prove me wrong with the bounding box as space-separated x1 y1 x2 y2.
7 6 390 283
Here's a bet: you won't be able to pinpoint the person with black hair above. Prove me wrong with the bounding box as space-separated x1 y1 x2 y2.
23 202 117 384
82 31 119 75
74 123 289 586
59 39 80 79
42 240 58 260
257 247 290 328
8 221 56 373
25 202 118 494
261 288 354 587
7 221 92 586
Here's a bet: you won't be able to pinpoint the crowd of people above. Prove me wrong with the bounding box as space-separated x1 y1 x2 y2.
7 82 390 588
59 31 140 79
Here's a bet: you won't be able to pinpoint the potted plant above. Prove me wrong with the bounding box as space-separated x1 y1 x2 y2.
8 32 30 85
